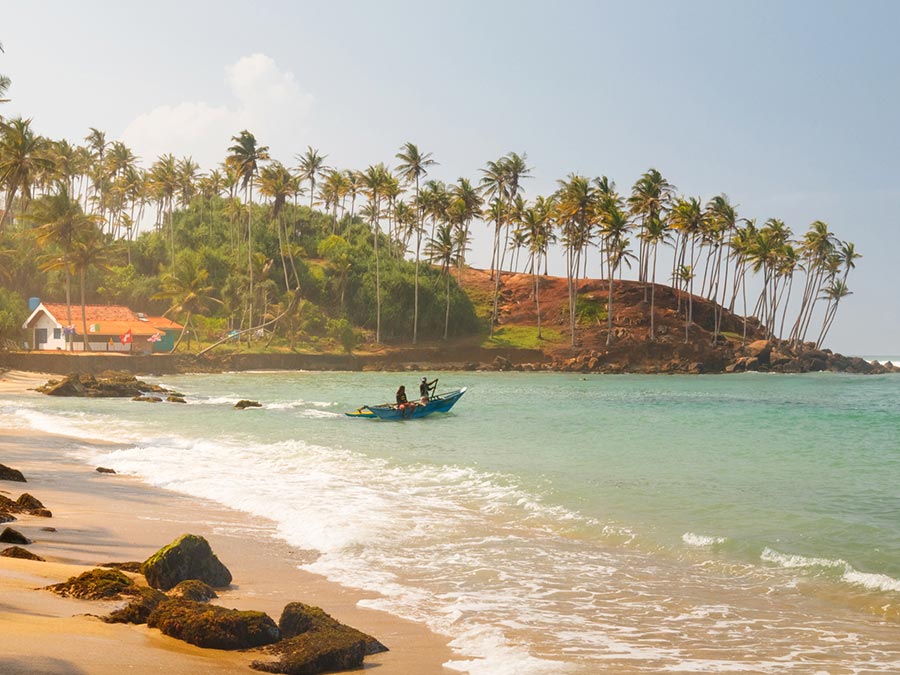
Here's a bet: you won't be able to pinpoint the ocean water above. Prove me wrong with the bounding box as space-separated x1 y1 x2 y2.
3 370 900 673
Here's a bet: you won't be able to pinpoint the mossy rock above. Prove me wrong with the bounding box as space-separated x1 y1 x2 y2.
166 395 187 403
1 545 44 561
251 602 387 674
0 527 30 545
167 579 218 601
147 599 280 649
47 568 140 600
141 534 232 591
104 586 168 624
0 463 26 482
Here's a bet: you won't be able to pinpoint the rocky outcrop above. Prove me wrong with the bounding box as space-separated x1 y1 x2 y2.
251 602 387 674
166 395 187 403
37 372 171 398
96 467 117 474
1 545 44 561
235 399 262 409
132 395 163 403
147 599 280 649
0 493 53 518
47 568 141 600
141 534 232 591
0 464 26 482
0 512 15 523
0 527 30 544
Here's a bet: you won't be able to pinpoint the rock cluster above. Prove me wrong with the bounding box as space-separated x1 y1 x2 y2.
0 492 52 518
726 340 899 374
37 372 173 398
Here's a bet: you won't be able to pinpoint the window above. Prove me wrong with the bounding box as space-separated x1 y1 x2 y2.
53 328 62 339
35 328 48 345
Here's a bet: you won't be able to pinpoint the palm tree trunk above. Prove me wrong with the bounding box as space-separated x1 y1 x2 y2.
79 268 91 352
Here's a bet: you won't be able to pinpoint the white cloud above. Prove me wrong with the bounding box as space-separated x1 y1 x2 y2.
120 54 312 169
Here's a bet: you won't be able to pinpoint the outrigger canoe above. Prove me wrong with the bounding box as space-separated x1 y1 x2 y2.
346 387 467 420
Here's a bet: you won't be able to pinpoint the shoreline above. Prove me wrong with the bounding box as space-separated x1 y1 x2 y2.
0 372 455 674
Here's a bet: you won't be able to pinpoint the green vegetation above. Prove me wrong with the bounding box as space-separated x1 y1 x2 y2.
0 59 859 353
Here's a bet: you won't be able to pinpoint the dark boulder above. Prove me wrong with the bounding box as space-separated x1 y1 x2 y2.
235 400 262 409
104 586 168 625
40 526 56 532
0 463 26 482
132 395 163 403
31 508 53 518
0 527 30 545
251 602 387 674
166 395 187 403
167 579 218 601
147 599 280 649
0 494 17 511
0 512 15 523
16 493 45 512
1 545 44 561
47 568 140 600
96 467 117 474
141 534 232 590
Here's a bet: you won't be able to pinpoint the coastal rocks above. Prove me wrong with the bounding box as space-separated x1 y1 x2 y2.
100 561 143 573
1 545 44 561
744 339 772 361
96 467 117 474
0 463 26 482
38 373 171 398
0 493 53 518
250 601 386 674
235 399 262 409
132 395 163 403
167 579 218 602
104 586 168 625
0 512 15 523
147 599 281 650
47 568 141 600
166 395 187 403
0 526 30 544
141 534 233 591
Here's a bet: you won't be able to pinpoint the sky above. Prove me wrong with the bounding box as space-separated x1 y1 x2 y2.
2 0 899 355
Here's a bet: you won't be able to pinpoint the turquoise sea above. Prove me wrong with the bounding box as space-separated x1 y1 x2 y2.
3 370 900 673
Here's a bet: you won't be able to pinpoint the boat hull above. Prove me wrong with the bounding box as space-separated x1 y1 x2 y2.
356 387 467 420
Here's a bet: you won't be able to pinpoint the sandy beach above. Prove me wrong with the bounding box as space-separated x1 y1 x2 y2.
0 370 454 675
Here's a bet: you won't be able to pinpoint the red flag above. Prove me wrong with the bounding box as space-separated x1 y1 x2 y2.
120 328 133 345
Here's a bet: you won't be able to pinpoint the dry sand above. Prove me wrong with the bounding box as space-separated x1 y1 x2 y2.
0 371 455 674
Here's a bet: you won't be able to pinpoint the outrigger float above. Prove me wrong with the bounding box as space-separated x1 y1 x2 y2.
346 387 467 420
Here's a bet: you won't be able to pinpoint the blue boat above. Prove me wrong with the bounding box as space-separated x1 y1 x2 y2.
347 387 467 420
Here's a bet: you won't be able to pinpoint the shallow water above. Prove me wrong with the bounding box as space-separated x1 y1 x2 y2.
4 370 899 673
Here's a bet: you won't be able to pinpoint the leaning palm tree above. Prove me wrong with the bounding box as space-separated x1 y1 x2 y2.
361 163 392 343
226 130 269 333
295 146 328 209
395 142 436 344
258 161 300 290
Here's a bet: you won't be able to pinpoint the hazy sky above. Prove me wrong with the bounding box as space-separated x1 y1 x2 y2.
3 0 898 354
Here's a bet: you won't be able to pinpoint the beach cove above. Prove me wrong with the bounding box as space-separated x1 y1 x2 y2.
2 368 900 673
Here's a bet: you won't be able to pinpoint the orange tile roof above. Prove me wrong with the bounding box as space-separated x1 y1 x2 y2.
42 303 137 323
31 303 182 335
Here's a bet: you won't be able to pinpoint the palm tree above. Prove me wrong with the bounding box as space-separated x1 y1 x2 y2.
520 196 554 339
0 117 53 229
227 130 269 332
361 163 392 343
598 200 632 345
154 258 222 352
395 142 436 344
704 194 738 341
425 221 458 339
148 154 179 268
258 161 300 290
555 174 597 346
450 178 482 284
295 146 328 209
628 169 675 297
29 188 100 350
68 224 113 350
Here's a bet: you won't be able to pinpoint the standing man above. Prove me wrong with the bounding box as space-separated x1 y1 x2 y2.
419 376 438 403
